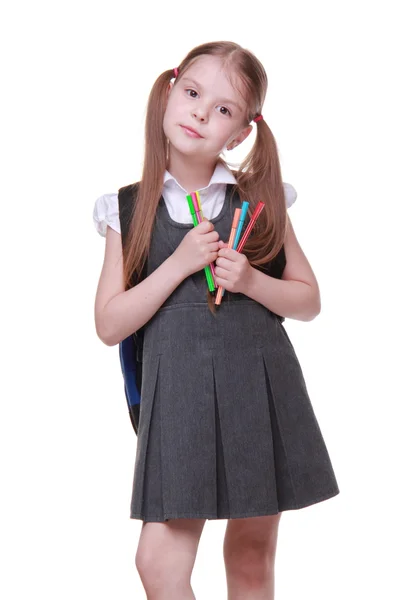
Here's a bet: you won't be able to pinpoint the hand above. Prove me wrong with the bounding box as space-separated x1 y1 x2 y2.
214 240 253 294
172 218 220 279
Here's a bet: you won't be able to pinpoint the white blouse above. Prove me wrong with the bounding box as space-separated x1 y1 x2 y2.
93 162 297 237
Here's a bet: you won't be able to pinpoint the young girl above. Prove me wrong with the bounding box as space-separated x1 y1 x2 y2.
93 41 339 600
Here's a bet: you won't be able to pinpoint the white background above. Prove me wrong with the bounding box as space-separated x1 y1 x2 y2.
1 0 399 598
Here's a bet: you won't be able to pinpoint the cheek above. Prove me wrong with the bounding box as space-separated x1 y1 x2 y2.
215 124 237 147
215 118 236 136
163 103 177 135
164 101 173 121
162 111 169 136
164 97 185 126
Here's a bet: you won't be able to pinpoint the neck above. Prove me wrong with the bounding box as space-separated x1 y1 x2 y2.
167 147 220 192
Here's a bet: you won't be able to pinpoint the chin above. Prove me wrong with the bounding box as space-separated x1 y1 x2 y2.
168 135 205 154
171 143 205 158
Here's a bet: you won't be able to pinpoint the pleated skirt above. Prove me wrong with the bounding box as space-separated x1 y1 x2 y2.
129 300 339 522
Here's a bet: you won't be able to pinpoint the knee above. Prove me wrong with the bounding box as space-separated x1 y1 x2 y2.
135 542 192 591
135 518 205 593
135 546 166 588
224 540 275 586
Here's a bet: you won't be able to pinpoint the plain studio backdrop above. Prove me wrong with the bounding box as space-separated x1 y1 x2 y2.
1 1 399 598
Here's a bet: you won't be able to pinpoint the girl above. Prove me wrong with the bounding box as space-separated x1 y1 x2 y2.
93 41 339 600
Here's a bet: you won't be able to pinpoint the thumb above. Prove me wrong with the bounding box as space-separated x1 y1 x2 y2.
218 240 229 248
201 216 214 231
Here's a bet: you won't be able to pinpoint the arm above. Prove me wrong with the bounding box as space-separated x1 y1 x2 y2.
94 226 185 346
245 216 321 321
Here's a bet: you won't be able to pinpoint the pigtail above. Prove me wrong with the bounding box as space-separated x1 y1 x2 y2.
122 68 176 291
230 116 288 269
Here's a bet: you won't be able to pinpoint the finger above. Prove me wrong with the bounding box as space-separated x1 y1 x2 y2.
209 242 220 252
214 275 230 289
214 265 230 279
205 231 219 242
198 219 214 232
218 248 237 260
215 257 231 268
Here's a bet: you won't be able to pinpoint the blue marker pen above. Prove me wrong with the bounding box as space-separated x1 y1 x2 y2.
222 201 249 297
233 201 249 250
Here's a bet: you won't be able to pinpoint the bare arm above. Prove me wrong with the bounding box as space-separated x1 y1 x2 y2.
94 219 220 346
94 226 185 346
245 216 321 321
233 217 321 321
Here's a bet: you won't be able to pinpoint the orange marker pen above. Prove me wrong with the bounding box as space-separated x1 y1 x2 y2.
215 208 241 306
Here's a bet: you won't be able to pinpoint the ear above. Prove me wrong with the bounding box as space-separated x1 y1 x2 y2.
236 124 253 145
166 81 173 98
227 125 253 150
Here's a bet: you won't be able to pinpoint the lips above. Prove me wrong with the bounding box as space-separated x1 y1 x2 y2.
180 125 203 138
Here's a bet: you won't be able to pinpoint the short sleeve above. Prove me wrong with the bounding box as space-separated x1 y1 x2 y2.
283 182 297 208
93 193 121 237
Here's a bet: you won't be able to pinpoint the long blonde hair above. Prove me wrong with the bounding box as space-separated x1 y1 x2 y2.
122 41 288 313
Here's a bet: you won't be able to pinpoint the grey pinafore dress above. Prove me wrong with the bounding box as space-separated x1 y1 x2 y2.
118 182 340 522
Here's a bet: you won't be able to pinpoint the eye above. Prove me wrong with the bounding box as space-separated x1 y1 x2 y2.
218 106 232 117
184 89 232 117
185 88 198 98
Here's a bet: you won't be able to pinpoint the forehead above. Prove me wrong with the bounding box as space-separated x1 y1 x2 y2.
181 55 247 107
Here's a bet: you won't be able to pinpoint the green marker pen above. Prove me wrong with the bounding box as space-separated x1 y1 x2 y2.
186 194 215 292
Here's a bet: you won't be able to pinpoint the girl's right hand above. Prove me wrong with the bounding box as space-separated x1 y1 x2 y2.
172 219 220 279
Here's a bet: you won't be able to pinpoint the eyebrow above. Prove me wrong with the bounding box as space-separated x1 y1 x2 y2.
181 77 244 112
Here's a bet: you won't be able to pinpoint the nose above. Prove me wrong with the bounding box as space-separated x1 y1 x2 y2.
192 106 208 122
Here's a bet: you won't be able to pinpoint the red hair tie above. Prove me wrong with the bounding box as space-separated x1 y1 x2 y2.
173 67 179 78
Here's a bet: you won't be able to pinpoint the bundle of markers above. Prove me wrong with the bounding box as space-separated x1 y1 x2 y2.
186 191 265 306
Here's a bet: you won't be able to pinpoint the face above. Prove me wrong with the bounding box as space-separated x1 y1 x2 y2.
163 55 252 160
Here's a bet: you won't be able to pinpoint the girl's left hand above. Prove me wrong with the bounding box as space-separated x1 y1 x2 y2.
214 240 253 294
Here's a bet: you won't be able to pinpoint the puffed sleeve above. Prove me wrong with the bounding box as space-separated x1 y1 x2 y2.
93 193 121 237
283 182 297 208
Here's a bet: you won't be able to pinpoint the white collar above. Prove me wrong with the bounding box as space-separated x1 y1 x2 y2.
163 161 237 192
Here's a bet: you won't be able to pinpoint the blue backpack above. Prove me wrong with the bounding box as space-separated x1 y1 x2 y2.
118 328 144 435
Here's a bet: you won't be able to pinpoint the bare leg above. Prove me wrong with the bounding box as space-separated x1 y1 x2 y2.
223 513 282 600
135 518 207 600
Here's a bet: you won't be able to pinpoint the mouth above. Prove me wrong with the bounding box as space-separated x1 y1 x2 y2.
180 125 204 138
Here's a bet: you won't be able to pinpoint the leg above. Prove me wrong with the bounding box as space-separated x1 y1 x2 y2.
223 512 282 600
135 518 207 600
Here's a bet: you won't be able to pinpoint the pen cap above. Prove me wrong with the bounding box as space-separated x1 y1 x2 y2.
239 201 249 222
252 202 265 222
186 194 196 215
195 190 202 210
191 192 200 212
233 208 241 228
